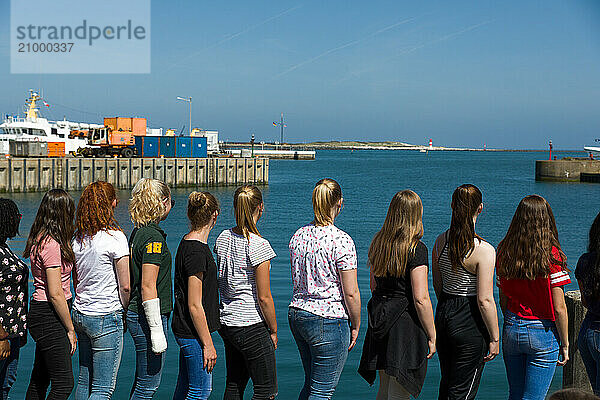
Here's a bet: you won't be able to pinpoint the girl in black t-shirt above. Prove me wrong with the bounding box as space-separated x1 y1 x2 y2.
358 190 436 399
172 191 220 400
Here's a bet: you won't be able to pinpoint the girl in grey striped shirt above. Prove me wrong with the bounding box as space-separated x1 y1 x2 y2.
214 185 278 400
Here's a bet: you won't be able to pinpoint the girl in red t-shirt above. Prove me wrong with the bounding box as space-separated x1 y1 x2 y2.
497 195 570 400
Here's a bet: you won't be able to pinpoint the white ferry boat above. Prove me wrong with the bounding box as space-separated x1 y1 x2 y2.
0 91 102 154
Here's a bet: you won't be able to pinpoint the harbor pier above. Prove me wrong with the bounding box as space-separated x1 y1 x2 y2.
536 159 600 182
0 157 269 192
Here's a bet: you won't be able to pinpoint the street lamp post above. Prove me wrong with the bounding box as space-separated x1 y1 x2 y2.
176 96 192 135
251 133 255 157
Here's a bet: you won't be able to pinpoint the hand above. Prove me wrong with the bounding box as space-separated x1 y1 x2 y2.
557 345 569 366
122 311 128 334
67 330 77 356
348 326 359 351
270 331 278 350
426 338 436 359
203 343 217 373
484 340 499 362
0 339 10 360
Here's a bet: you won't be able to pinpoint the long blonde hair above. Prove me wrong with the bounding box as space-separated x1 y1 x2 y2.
312 178 342 226
129 178 171 227
233 185 263 239
369 190 424 278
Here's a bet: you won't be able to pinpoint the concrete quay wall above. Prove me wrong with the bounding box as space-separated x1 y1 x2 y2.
0 157 269 193
536 159 600 182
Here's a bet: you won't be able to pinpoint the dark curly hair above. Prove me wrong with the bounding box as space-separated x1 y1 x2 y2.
0 198 21 243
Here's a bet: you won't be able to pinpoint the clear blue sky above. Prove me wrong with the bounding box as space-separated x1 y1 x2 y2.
1 0 599 149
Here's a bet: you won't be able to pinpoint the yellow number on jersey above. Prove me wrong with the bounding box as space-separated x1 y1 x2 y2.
146 242 162 254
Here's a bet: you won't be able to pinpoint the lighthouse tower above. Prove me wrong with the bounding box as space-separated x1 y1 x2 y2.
429 139 433 150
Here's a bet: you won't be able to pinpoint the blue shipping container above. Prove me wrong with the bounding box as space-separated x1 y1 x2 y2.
176 136 193 158
159 136 176 158
191 137 208 158
134 137 143 156
142 136 160 158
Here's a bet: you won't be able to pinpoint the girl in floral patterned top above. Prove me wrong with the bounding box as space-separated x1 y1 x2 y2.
0 198 28 400
288 178 361 400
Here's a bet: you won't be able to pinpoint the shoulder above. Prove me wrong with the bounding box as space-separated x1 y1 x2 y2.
249 232 272 248
136 225 163 242
215 229 232 243
576 252 595 279
475 238 496 255
332 226 355 246
41 236 60 251
416 240 428 253
433 232 447 248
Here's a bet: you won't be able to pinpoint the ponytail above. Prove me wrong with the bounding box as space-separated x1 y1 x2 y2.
188 191 220 230
233 185 263 239
312 178 342 226
448 184 482 270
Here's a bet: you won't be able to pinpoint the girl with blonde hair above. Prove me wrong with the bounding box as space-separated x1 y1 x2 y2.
172 191 221 400
359 190 436 399
126 178 174 399
288 178 361 400
214 185 277 399
72 181 130 399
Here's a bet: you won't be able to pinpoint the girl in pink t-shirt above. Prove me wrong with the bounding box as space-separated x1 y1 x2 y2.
23 189 77 399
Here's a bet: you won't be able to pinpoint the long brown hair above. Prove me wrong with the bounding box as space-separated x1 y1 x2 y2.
233 185 262 239
312 178 342 226
497 195 567 280
75 181 121 242
188 191 220 230
448 184 482 270
24 189 75 264
369 190 424 277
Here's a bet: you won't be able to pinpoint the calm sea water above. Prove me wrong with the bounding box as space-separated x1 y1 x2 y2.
5 150 596 399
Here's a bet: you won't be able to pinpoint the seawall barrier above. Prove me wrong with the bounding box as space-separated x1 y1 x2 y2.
564 290 593 392
536 159 600 182
0 157 269 192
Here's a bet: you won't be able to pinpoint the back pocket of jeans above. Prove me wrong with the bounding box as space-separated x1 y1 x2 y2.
527 326 558 352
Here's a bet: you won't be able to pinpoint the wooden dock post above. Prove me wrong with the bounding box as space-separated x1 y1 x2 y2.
0 157 269 192
563 290 593 392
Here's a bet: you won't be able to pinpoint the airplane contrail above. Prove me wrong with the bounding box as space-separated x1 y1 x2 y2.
334 20 494 84
164 4 302 72
274 16 417 79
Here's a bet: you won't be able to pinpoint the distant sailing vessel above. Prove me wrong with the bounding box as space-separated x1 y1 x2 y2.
0 90 101 154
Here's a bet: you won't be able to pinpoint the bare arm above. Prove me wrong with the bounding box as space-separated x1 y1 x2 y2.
47 267 77 355
115 256 130 310
255 260 278 348
340 268 361 350
475 244 500 362
188 273 217 372
410 265 436 358
140 263 159 302
552 286 569 366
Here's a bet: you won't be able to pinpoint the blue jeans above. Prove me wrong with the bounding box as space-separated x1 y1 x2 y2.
288 308 350 400
173 336 212 400
578 315 600 396
502 311 560 400
0 338 20 400
126 310 169 400
72 308 124 400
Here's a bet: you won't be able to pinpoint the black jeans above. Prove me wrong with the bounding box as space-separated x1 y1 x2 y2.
26 300 74 400
219 322 277 400
435 293 489 400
